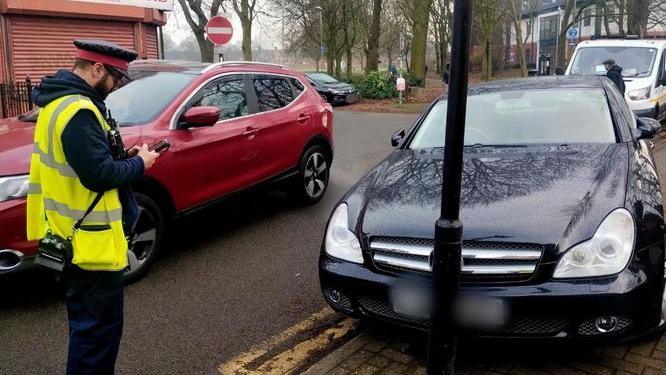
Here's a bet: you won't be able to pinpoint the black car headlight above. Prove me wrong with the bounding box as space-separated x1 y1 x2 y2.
554 208 635 278
325 203 363 264
0 175 29 202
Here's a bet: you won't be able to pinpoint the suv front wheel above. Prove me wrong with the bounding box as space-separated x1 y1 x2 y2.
295 145 330 205
123 193 163 284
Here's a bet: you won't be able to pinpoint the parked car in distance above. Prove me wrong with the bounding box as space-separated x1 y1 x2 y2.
320 76 665 342
305 72 359 105
566 38 666 121
0 60 334 282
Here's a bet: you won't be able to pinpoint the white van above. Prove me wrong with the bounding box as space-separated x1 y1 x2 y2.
565 38 666 120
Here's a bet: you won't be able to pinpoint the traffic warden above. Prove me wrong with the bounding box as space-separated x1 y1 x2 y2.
26 40 159 374
603 58 626 96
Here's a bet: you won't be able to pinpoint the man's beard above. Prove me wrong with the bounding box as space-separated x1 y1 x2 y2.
94 74 112 100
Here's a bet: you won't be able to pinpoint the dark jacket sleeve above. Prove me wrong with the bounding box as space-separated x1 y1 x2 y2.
61 109 145 193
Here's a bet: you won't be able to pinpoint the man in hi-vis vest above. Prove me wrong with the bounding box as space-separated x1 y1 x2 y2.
27 40 159 374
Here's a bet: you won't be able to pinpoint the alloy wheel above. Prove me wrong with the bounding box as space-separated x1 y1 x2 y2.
124 206 157 278
303 152 328 199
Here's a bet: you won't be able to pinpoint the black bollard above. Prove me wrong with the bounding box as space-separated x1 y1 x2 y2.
426 0 473 374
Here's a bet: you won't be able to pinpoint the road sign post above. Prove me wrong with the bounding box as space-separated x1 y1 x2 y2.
427 0 472 374
396 76 406 108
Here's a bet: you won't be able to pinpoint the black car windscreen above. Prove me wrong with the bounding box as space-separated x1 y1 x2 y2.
105 71 196 126
410 88 617 148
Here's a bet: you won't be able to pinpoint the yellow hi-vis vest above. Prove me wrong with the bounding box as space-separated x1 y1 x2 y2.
27 94 127 271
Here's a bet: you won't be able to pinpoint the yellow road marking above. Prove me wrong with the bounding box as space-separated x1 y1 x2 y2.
218 307 356 375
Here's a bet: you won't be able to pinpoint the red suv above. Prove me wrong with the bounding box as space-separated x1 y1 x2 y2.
0 60 334 282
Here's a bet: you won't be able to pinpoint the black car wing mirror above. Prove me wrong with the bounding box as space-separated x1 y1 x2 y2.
391 129 406 147
635 117 661 140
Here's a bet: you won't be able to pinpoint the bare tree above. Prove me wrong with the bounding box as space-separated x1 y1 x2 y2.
365 0 383 73
430 0 452 75
475 0 502 80
231 0 258 61
555 0 592 69
177 0 225 62
379 2 403 68
498 0 538 77
407 0 433 85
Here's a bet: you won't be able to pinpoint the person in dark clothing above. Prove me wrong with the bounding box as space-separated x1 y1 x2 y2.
442 63 450 85
30 40 159 375
603 58 626 96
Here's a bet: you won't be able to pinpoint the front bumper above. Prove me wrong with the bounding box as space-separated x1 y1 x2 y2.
0 198 36 274
319 251 664 342
327 92 360 105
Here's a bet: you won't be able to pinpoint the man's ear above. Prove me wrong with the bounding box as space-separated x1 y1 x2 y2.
91 62 105 79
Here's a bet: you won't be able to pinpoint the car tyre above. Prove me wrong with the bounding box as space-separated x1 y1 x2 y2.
123 193 164 284
293 145 330 205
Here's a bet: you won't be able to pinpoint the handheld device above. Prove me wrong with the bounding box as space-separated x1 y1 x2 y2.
149 139 170 153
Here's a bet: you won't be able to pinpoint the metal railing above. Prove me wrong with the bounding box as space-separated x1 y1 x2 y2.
0 76 35 118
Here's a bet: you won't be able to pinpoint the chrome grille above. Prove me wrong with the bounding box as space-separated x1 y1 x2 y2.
370 237 543 279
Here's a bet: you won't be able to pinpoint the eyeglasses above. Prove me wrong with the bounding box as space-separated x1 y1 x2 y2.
103 65 124 88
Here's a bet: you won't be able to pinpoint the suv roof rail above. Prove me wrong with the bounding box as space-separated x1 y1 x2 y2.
201 61 290 73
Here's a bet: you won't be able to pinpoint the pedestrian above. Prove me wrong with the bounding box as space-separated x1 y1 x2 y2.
603 58 625 96
27 39 160 374
442 63 450 85
389 63 398 79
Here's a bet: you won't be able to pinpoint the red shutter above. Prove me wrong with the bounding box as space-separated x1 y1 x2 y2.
9 15 136 81
144 24 159 59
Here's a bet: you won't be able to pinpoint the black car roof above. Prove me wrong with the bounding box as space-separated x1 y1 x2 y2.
443 76 607 98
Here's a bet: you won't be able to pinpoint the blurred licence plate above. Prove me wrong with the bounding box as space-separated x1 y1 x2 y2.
346 94 359 103
455 295 508 330
391 284 431 319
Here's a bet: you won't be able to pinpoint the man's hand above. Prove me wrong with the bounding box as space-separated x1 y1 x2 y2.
136 144 159 170
127 146 139 157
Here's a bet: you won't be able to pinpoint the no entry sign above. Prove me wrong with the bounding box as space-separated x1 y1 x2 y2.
206 16 233 46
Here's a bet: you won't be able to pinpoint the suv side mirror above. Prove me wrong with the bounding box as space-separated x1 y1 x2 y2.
635 117 661 139
391 129 405 147
182 106 220 128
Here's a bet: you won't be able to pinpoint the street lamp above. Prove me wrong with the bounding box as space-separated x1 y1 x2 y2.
427 0 473 374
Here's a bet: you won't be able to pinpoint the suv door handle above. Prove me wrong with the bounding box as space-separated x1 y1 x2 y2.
297 114 311 123
242 127 259 137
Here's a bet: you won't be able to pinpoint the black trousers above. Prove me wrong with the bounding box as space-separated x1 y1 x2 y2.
65 266 124 375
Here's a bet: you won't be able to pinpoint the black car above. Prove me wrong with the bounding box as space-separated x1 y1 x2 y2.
306 72 359 105
319 76 666 342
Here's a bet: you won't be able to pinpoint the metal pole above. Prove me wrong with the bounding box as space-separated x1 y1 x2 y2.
427 0 472 374
320 9 323 72
159 26 165 60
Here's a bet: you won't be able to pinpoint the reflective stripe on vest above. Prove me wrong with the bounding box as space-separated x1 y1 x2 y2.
27 94 128 271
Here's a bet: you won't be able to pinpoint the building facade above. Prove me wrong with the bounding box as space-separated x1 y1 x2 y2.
0 0 167 84
509 0 666 67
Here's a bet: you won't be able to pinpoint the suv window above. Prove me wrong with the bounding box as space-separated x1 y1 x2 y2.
290 78 305 96
253 75 295 112
191 76 249 121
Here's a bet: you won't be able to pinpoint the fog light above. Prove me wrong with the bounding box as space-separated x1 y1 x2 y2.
595 316 619 333
329 289 341 303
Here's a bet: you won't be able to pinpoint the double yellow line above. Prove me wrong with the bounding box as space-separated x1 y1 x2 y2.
218 308 356 375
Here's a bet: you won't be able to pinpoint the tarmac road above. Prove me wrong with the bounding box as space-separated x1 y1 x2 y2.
0 110 420 374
